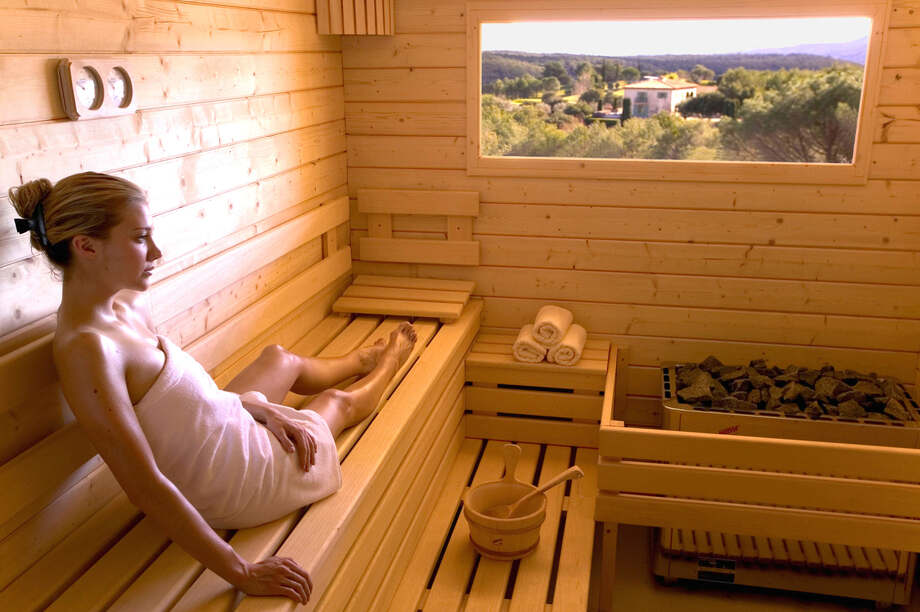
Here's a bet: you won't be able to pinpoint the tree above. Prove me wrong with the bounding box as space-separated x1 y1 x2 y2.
542 61 572 89
563 101 596 122
541 76 561 93
690 64 715 83
599 60 622 86
677 91 733 117
719 66 862 163
579 88 603 110
621 66 641 83
718 67 760 107
541 91 563 111
620 97 632 121
603 91 619 111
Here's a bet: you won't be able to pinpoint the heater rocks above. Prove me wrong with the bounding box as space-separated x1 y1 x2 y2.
674 356 914 422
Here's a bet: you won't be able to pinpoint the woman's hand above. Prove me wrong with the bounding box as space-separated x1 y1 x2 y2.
236 556 313 604
239 392 316 471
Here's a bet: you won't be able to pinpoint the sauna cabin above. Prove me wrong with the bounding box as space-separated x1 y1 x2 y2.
2 0 920 610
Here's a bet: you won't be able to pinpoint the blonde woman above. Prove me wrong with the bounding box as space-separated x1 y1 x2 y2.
10 172 417 604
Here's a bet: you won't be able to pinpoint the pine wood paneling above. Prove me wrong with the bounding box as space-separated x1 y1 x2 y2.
0 4 336 54
345 101 466 135
1 0 350 463
344 67 465 101
0 52 343 126
344 0 920 391
347 168 920 215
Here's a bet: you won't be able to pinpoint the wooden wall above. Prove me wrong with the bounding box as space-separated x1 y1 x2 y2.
0 0 350 462
343 0 920 426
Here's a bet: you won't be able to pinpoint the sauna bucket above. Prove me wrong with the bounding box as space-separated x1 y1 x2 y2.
463 444 547 560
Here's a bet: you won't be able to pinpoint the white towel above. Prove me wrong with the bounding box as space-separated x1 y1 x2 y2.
533 305 574 347
512 324 547 363
134 335 342 529
547 324 587 366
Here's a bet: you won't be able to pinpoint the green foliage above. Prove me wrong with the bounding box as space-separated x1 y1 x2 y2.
603 90 619 109
481 55 543 84
484 73 544 98
718 65 863 162
677 91 733 117
718 67 764 105
621 66 641 83
482 51 860 91
598 60 622 86
481 64 861 165
541 76 561 93
542 61 573 89
579 89 602 105
690 64 715 83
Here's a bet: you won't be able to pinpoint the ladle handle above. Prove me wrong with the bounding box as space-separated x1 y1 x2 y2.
510 466 584 514
502 444 521 483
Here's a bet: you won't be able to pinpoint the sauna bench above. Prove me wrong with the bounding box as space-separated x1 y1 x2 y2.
0 300 481 612
465 330 625 449
389 438 599 612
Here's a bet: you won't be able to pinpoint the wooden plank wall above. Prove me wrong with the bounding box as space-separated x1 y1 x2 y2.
0 1 350 461
342 0 920 426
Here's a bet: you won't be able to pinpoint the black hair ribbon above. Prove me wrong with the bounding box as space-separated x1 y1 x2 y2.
13 201 51 249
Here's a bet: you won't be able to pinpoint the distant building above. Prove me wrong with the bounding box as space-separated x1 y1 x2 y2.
622 76 697 118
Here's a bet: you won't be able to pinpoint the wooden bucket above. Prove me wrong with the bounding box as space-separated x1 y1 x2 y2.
463 444 547 560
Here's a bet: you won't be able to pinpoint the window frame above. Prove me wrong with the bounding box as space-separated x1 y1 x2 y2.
466 0 891 185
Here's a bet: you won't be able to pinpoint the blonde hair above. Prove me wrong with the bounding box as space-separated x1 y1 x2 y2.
9 172 146 270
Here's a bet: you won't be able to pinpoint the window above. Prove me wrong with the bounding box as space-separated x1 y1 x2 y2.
467 0 888 184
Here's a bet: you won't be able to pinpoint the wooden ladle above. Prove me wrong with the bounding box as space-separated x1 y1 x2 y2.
489 465 584 518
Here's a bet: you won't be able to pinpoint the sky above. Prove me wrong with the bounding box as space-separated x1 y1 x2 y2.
481 17 871 56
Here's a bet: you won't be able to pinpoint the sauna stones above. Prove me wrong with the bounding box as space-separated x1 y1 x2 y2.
673 357 915 422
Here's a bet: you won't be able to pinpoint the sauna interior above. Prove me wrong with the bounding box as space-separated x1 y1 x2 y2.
2 0 920 610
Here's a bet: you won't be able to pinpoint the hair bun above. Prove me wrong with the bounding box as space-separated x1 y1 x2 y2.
9 178 53 220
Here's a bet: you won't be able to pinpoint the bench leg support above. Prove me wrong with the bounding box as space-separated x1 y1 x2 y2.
599 521 618 612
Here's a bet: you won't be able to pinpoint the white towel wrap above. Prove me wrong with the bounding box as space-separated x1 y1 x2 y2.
547 324 587 366
512 324 547 363
533 305 574 347
134 335 342 529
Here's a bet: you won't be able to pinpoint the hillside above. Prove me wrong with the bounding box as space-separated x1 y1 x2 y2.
482 50 861 85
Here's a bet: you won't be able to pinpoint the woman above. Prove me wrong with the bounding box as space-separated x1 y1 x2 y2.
9 172 417 604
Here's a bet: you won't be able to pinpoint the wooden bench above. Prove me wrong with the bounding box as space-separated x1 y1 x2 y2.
595 377 920 609
0 299 481 611
465 330 627 449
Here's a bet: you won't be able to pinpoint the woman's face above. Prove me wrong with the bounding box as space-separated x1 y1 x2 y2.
98 201 162 291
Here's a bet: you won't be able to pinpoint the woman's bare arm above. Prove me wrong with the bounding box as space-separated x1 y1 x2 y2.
56 332 311 603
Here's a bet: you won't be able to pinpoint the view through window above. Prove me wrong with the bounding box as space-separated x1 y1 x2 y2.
480 18 872 163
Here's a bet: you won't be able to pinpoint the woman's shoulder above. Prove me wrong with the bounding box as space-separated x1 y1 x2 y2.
53 325 122 369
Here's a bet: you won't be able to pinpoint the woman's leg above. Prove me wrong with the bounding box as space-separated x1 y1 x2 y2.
304 324 416 437
224 338 386 404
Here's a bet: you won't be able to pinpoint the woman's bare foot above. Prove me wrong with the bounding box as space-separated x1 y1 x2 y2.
385 322 417 367
356 338 386 375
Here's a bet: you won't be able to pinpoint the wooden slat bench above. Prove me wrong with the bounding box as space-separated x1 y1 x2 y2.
0 299 481 611
465 330 627 449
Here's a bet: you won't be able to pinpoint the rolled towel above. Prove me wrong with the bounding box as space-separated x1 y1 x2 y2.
512 324 547 363
533 305 574 347
547 324 587 366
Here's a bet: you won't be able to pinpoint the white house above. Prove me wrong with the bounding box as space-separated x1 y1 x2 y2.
622 76 697 118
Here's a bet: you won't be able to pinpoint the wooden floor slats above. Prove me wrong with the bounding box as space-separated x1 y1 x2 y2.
392 439 597 612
